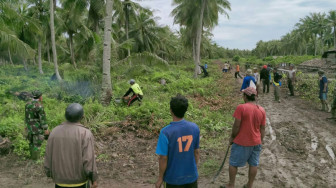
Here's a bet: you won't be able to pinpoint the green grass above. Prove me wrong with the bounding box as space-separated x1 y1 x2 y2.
0 60 235 158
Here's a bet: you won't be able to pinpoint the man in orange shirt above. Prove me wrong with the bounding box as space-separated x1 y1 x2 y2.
224 87 266 188
235 64 242 79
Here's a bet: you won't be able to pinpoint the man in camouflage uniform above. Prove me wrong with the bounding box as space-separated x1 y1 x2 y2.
25 90 49 160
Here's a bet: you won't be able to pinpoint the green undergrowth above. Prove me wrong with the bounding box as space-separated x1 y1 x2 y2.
228 55 316 67
0 60 236 159
296 71 335 104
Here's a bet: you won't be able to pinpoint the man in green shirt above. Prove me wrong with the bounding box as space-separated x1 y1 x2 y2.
123 79 143 106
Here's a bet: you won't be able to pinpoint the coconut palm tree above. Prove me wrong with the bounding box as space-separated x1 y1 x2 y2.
50 0 62 80
101 0 113 105
172 0 230 77
327 10 336 49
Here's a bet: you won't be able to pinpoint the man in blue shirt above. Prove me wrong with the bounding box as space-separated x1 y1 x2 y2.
318 70 330 112
155 94 200 188
240 69 256 91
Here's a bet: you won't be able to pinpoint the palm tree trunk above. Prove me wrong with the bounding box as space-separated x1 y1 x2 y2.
334 26 336 49
194 0 206 78
8 48 13 65
46 40 51 63
69 33 77 69
125 4 132 66
38 39 44 74
50 0 62 81
101 0 113 105
314 34 317 56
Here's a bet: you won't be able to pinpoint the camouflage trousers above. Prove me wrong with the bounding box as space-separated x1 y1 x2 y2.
27 133 44 150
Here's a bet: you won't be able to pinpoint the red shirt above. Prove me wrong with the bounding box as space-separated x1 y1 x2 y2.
233 103 266 146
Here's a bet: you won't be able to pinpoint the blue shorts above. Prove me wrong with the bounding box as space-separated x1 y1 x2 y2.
319 92 327 100
229 143 262 167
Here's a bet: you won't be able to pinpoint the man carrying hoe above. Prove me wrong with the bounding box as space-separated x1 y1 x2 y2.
223 87 266 188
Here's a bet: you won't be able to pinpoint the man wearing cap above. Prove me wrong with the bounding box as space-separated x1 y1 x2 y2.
224 87 266 188
25 90 49 160
44 103 98 188
318 70 331 112
260 65 270 93
240 69 256 91
123 79 144 106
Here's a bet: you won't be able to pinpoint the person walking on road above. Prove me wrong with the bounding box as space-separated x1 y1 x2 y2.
123 79 144 106
25 90 49 160
318 70 331 112
330 73 336 119
260 65 270 93
273 68 282 102
44 103 98 188
223 62 229 73
287 65 296 96
240 69 256 91
155 94 200 188
253 67 260 95
223 87 266 188
235 64 243 79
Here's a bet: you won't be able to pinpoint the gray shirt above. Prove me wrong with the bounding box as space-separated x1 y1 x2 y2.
44 122 98 184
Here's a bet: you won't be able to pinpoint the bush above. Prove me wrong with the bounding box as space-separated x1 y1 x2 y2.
232 55 240 62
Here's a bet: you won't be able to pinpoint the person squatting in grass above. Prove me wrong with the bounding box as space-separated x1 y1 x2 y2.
25 90 49 160
44 103 98 188
318 70 331 112
223 87 266 188
199 65 209 77
155 94 200 188
123 79 143 106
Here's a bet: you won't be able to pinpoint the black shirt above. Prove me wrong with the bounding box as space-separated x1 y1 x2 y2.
273 72 282 83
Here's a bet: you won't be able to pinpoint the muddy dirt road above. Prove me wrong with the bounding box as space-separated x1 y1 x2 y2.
1 62 335 187
205 72 336 187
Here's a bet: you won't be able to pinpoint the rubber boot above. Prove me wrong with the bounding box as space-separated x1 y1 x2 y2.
327 104 331 113
30 148 40 160
321 103 326 111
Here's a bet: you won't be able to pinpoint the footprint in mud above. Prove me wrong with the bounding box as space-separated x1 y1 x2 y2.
275 123 309 157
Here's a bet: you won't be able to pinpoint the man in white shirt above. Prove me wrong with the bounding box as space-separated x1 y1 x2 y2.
287 65 296 96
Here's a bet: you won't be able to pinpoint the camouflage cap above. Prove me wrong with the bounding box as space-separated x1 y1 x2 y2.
32 90 42 98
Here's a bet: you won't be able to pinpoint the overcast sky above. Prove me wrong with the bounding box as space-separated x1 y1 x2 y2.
138 0 335 50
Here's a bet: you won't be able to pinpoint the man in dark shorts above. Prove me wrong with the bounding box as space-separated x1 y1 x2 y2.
155 95 200 188
224 87 266 188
